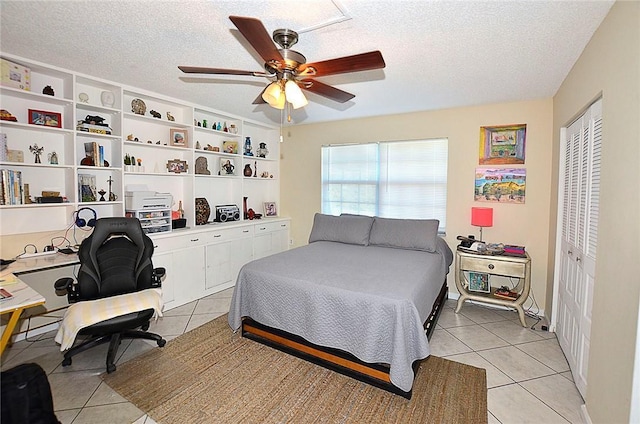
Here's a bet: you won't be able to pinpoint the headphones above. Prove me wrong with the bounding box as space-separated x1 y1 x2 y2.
75 207 97 228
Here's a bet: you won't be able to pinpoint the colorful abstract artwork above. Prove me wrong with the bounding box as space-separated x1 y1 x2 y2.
474 168 526 203
479 124 526 165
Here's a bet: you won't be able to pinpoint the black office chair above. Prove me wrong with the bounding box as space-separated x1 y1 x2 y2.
54 217 166 373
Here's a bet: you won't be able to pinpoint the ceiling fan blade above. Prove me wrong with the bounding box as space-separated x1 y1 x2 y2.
298 51 385 77
229 16 284 63
252 87 267 104
300 79 355 103
178 66 270 76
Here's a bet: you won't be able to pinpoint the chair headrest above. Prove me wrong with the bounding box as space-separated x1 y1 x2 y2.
88 218 147 268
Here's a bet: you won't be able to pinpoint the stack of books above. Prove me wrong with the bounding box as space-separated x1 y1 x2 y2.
0 169 23 205
503 244 526 257
494 287 519 300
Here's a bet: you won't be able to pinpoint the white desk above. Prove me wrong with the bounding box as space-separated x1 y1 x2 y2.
0 274 46 354
0 253 79 353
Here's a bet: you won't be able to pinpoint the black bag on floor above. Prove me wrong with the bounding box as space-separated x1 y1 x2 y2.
1 363 61 424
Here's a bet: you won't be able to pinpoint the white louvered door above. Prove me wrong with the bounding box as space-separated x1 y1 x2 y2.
554 99 602 399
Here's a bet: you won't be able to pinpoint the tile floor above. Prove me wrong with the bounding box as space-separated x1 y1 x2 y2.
1 290 584 424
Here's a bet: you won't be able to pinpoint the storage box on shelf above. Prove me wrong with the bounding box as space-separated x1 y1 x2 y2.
125 208 172 234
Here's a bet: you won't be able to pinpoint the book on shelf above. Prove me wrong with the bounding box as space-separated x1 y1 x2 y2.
0 169 23 205
78 173 97 202
83 142 106 167
494 287 519 300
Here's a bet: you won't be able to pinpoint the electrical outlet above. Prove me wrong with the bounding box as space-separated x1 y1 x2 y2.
289 238 294 246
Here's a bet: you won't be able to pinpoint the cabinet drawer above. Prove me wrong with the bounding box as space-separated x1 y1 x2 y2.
459 256 526 278
207 225 254 244
153 232 206 252
255 220 289 234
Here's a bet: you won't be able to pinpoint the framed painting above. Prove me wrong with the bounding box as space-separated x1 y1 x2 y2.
479 124 526 165
222 140 238 154
28 109 61 128
170 128 188 147
469 272 490 293
264 202 277 217
474 168 526 203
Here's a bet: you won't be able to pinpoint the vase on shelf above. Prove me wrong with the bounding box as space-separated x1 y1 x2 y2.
243 196 249 220
195 198 210 225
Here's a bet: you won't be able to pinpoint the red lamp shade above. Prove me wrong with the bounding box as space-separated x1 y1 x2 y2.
471 207 493 228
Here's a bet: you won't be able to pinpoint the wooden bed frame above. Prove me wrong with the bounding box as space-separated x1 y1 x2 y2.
241 279 448 399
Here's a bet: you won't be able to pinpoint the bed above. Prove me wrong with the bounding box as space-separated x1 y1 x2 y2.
228 213 453 398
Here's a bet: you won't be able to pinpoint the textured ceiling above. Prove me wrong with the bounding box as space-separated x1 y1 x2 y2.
0 0 613 126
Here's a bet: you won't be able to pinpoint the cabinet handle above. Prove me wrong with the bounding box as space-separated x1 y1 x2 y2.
243 230 249 233
568 250 573 255
488 264 495 270
259 227 266 230
280 224 286 227
214 234 221 238
190 238 199 242
576 257 581 262
154 245 158 248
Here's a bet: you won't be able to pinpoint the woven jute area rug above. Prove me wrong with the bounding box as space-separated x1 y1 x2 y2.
102 315 487 423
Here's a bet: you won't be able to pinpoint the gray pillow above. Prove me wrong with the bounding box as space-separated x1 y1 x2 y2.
369 217 440 252
308 213 374 246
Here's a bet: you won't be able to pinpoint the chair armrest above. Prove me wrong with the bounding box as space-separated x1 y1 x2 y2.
54 277 74 295
54 277 80 303
151 267 166 288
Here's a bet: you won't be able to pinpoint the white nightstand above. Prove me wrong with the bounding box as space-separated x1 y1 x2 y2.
454 249 531 327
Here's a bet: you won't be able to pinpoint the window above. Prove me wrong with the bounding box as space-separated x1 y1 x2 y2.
321 139 448 232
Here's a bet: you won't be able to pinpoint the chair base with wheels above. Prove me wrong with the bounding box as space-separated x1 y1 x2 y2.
60 309 166 373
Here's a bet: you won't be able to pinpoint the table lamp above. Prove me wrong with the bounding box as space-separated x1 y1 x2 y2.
471 207 493 241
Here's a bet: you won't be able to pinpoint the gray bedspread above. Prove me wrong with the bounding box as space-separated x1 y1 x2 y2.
228 238 453 392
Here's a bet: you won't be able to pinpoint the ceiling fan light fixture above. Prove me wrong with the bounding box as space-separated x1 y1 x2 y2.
284 80 308 109
262 82 285 109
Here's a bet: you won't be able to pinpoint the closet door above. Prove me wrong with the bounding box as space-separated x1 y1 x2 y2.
554 99 602 399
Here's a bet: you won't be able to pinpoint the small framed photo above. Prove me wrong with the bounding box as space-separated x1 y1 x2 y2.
28 109 61 128
222 140 238 154
468 272 490 293
170 128 188 147
166 159 188 174
264 202 277 217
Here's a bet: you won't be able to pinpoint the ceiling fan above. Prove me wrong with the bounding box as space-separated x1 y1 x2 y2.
178 16 386 113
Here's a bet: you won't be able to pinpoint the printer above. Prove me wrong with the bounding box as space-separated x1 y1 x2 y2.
125 190 172 210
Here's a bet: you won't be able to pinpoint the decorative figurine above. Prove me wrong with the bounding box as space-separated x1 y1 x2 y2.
47 151 58 165
244 137 253 156
167 112 175 121
98 189 107 202
131 98 146 115
221 159 234 175
149 110 161 119
253 161 257 177
127 134 135 141
196 141 201 149
78 92 89 103
107 176 117 201
0 109 18 122
42 85 55 96
29 144 44 163
256 142 269 158
195 156 210 175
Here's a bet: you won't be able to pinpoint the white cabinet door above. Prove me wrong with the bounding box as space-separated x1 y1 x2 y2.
151 251 175 307
172 246 206 305
205 242 232 290
254 220 290 259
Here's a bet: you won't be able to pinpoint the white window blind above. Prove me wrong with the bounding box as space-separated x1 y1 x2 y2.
321 139 448 232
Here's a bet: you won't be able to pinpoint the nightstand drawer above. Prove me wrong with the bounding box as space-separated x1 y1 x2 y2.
459 256 526 278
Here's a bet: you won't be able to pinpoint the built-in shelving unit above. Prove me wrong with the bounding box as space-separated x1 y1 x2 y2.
0 53 281 236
